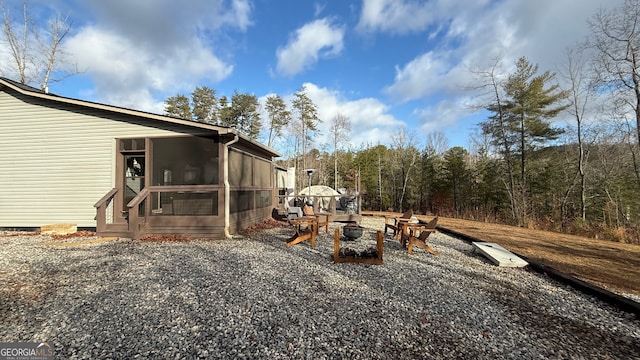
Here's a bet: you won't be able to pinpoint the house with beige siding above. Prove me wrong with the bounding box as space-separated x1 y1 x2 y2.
0 77 280 239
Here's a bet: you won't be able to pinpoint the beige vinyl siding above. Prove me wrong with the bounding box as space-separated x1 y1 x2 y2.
0 90 205 227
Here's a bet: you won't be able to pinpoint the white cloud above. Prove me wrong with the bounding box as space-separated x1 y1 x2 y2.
383 0 623 101
60 0 250 112
260 82 403 152
385 51 453 102
228 0 254 31
276 18 345 77
64 26 232 112
298 83 403 148
414 96 477 133
314 2 327 17
81 0 253 39
379 0 620 146
383 2 521 102
357 0 435 34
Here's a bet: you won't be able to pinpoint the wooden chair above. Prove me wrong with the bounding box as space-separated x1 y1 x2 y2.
407 217 439 255
286 216 317 248
302 205 330 234
399 216 438 247
384 210 413 239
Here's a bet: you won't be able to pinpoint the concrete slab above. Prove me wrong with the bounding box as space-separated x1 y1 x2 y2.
40 223 77 235
39 237 119 247
472 242 528 267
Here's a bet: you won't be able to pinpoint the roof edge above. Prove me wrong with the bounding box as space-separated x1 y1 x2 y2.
0 77 281 157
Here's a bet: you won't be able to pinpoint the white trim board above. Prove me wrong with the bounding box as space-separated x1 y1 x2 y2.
472 242 529 267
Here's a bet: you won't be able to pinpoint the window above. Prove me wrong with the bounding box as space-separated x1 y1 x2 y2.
150 191 218 216
120 138 145 151
230 190 253 213
151 136 219 185
229 150 253 187
256 190 272 208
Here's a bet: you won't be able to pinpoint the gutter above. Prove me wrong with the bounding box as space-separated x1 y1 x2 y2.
223 133 240 239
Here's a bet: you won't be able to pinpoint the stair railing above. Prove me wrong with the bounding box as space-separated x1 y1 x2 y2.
94 188 118 233
126 188 150 239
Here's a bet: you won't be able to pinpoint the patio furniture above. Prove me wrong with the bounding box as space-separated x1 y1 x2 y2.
333 228 384 265
406 217 440 255
399 216 438 247
384 210 413 240
286 216 318 248
303 205 330 234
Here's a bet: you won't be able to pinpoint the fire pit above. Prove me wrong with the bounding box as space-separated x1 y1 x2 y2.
333 228 384 265
343 223 364 240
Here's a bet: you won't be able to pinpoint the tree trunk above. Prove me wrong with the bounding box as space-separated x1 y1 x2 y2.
334 152 338 191
378 151 383 211
578 121 586 221
519 113 527 226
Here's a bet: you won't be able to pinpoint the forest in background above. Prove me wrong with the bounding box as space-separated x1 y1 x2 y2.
280 136 640 244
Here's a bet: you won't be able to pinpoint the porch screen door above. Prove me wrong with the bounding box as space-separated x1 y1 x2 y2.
124 154 146 207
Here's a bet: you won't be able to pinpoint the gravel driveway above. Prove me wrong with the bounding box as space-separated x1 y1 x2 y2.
1 217 638 359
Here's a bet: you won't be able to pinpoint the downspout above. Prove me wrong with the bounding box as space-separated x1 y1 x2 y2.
223 133 240 239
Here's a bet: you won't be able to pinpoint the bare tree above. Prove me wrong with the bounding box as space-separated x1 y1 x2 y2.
470 57 520 223
588 0 640 186
391 127 419 211
561 46 596 222
1 0 78 89
425 131 449 156
1 0 28 83
329 113 351 190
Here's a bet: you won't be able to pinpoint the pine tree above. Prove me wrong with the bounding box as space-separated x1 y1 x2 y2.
191 86 217 124
291 85 321 189
164 94 192 119
264 95 291 147
482 57 568 225
229 91 261 139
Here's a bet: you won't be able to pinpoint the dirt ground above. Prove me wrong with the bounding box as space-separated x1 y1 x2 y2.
363 212 640 296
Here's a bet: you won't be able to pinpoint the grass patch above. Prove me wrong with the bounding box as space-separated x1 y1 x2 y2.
436 217 640 296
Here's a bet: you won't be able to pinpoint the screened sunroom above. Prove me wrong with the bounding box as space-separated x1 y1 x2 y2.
95 133 277 239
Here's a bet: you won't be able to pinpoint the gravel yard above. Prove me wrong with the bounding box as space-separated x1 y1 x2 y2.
1 217 639 359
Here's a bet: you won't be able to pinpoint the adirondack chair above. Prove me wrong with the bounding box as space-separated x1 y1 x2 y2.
407 217 440 255
384 210 413 240
302 204 330 234
286 216 317 248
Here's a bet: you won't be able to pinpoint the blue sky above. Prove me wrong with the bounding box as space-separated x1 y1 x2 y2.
0 0 623 155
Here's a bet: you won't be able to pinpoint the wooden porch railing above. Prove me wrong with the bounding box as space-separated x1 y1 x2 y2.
276 194 362 221
94 188 118 234
127 188 150 239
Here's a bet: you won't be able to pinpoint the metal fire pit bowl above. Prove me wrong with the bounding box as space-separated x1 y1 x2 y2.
343 224 364 240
